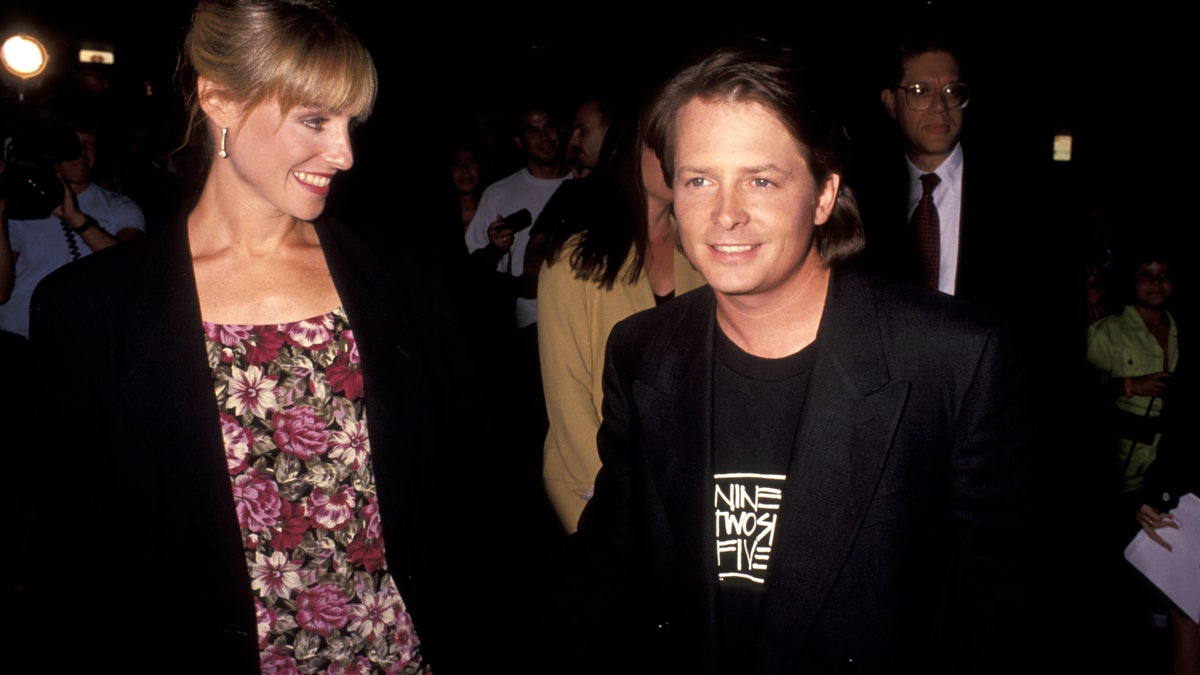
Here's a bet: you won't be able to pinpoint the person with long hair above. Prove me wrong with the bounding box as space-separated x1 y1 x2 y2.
24 2 494 672
537 105 706 534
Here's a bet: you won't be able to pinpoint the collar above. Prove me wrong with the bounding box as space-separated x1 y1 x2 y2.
905 142 964 193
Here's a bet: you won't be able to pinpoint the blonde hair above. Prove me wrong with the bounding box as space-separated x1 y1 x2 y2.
179 0 377 158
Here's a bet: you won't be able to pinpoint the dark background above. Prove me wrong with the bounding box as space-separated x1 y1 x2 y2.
1 1 1187 231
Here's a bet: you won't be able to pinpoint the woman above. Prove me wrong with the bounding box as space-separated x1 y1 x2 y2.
1086 244 1184 673
25 2 495 672
537 107 706 534
1086 245 1179 498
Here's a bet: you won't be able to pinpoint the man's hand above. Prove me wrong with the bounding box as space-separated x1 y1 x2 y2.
50 174 85 229
487 216 515 253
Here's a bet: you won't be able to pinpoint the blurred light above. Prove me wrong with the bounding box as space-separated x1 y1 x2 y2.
1 34 48 79
1053 134 1073 162
80 49 115 65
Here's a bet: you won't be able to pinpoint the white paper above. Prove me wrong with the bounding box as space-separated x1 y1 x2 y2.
1124 492 1200 622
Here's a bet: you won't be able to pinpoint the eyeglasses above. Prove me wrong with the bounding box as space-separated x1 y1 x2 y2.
895 82 970 111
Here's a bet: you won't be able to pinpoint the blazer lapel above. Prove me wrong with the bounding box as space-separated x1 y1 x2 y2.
755 269 909 671
636 288 721 667
313 221 425 574
116 219 256 627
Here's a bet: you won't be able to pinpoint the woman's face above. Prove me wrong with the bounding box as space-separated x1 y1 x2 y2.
1133 261 1173 310
222 97 355 221
451 149 481 195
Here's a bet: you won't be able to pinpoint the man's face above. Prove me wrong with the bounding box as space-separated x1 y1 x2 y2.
881 50 964 169
567 100 609 175
53 132 96 188
515 109 561 167
672 98 837 304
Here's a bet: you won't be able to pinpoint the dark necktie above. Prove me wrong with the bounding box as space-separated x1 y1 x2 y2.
911 172 941 290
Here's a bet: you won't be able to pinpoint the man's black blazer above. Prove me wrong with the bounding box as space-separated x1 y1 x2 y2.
548 267 1035 674
25 217 505 673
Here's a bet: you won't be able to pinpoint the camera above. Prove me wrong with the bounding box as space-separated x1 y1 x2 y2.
1 118 81 220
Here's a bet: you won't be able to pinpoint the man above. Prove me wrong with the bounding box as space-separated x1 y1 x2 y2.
855 33 975 299
463 102 572 525
545 40 1033 674
565 97 611 178
464 103 571 330
1 119 145 338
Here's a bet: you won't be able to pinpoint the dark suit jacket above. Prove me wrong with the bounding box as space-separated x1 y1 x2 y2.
25 218 506 673
854 145 1003 306
547 267 1034 674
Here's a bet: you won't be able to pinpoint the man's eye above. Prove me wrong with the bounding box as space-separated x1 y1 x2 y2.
908 83 929 97
686 177 707 187
751 178 772 188
303 118 327 130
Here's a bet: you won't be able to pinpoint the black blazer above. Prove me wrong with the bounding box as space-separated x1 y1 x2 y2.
26 218 504 673
548 268 1035 674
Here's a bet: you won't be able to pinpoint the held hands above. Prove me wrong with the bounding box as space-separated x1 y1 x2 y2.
1137 503 1179 551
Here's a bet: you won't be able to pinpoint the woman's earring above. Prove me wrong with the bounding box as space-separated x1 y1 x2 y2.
219 127 229 158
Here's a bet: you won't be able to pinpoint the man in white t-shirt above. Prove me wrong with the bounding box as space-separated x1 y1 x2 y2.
1 123 145 338
464 104 571 330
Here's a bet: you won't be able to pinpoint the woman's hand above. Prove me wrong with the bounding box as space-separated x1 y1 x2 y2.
1136 503 1179 551
1131 372 1172 397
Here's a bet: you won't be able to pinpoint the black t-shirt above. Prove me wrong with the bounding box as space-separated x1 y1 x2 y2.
712 324 816 673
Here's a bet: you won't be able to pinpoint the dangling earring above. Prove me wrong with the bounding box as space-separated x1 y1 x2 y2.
219 127 229 158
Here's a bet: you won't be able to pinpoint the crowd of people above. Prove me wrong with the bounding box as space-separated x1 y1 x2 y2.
0 1 1190 673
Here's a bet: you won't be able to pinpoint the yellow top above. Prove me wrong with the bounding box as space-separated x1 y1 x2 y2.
537 233 706 532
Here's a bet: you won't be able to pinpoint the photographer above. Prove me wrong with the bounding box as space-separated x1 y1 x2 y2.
0 116 144 339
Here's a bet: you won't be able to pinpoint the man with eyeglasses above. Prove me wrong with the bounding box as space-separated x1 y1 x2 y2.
858 33 972 297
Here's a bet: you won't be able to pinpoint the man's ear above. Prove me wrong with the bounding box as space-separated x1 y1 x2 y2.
881 88 898 119
813 173 840 226
197 76 238 126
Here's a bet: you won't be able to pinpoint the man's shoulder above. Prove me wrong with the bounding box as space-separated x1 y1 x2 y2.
480 168 530 195
81 184 147 229
835 267 1007 347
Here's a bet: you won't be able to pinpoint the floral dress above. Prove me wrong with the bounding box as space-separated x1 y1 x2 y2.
204 307 430 675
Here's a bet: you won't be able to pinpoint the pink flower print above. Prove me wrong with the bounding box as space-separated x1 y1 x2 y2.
306 485 356 531
259 644 299 675
342 329 359 363
346 529 386 573
325 354 364 400
226 364 279 419
250 550 303 599
296 583 350 636
328 419 370 470
245 329 287 365
271 406 329 460
219 413 252 474
282 314 334 349
361 497 382 540
328 657 371 675
271 499 309 551
232 468 282 533
347 588 398 642
391 609 421 665
254 598 277 648
205 322 251 348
